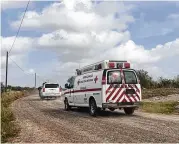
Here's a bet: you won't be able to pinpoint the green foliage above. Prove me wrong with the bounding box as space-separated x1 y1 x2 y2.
1 91 29 143
141 101 179 114
136 70 179 89
67 76 75 87
136 70 153 88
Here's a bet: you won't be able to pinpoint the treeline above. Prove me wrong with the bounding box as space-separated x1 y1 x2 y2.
1 69 179 92
1 83 35 93
136 70 179 89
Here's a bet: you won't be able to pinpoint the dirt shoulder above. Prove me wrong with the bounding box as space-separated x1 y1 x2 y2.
143 94 179 102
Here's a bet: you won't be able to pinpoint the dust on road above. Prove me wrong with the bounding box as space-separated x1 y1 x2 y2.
11 94 179 143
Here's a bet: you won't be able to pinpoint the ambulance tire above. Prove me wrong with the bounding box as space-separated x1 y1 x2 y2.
64 98 71 111
89 99 97 116
124 107 135 115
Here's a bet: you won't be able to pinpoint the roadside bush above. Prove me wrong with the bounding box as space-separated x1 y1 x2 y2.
136 70 179 89
141 101 179 114
1 91 31 143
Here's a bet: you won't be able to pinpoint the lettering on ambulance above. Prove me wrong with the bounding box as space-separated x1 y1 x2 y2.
77 74 98 85
80 87 86 90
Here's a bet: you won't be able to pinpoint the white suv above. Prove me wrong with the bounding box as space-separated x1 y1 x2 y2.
39 83 61 99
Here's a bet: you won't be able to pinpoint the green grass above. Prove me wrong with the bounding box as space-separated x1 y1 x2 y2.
140 101 179 114
1 91 29 143
142 88 179 99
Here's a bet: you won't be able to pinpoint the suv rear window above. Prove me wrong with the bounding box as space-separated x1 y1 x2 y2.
45 84 59 88
123 71 137 84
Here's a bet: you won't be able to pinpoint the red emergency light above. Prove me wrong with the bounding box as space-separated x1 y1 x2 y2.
124 62 130 68
108 62 115 68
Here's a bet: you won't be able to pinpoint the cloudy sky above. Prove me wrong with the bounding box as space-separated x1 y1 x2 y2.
1 0 179 87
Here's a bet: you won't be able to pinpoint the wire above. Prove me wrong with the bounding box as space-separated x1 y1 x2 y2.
9 56 26 73
9 56 34 77
9 56 51 83
8 0 30 54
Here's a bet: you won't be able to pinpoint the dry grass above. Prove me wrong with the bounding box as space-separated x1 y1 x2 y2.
141 101 179 114
1 91 32 143
142 88 179 99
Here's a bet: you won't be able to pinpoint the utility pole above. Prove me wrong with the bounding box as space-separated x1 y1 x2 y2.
5 51 8 92
35 73 36 88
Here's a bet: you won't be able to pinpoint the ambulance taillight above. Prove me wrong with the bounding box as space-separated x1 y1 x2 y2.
102 76 106 85
59 87 62 92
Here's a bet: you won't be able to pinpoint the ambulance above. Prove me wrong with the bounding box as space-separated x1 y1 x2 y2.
64 60 141 116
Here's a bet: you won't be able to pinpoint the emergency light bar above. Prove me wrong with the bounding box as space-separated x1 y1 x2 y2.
76 60 130 75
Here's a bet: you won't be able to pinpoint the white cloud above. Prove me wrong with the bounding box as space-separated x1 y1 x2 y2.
11 1 135 32
37 29 131 62
48 38 179 84
3 1 179 86
168 13 179 19
0 36 34 69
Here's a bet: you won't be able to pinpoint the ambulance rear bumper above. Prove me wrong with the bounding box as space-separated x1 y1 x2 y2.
102 102 140 109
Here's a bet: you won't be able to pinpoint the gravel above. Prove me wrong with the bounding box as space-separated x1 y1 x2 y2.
10 94 179 143
143 94 179 102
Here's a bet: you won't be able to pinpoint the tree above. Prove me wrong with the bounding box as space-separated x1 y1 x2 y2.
173 75 179 88
136 70 153 88
67 76 75 88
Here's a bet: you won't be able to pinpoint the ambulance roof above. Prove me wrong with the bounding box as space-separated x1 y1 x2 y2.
76 60 130 75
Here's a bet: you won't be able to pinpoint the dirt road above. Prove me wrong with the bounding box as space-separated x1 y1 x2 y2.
11 94 179 143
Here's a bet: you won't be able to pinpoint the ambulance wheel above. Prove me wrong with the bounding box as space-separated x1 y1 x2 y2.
64 99 71 111
40 96 44 100
89 99 97 116
124 107 135 115
109 108 115 111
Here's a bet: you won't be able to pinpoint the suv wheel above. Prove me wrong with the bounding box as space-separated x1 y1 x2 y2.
89 99 97 116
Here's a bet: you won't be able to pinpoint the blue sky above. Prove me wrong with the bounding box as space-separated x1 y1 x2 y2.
1 1 179 87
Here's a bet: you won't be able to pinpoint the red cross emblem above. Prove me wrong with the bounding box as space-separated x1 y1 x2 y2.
94 76 98 83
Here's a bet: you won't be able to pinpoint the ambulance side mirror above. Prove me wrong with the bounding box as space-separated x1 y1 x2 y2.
65 83 69 89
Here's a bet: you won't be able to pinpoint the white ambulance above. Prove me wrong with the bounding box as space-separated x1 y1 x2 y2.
64 60 141 116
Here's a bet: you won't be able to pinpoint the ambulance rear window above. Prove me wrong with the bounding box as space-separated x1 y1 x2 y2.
123 71 137 84
107 71 122 84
